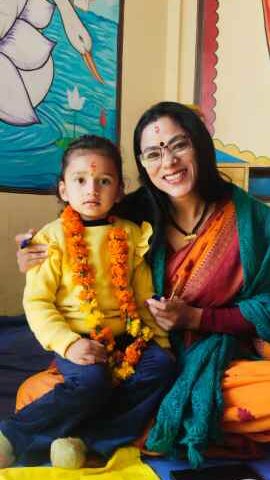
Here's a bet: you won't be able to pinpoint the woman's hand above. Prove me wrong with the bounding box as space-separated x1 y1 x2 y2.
15 230 48 273
146 296 202 331
65 338 107 365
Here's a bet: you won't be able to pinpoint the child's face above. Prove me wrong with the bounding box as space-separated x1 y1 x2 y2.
59 152 122 220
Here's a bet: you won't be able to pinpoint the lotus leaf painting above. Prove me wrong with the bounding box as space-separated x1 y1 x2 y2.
0 0 123 191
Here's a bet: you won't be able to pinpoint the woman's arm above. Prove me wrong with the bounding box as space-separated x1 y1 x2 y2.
15 231 48 273
200 307 256 335
146 297 255 335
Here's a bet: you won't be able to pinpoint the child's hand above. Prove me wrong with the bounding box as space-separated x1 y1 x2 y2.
65 338 107 365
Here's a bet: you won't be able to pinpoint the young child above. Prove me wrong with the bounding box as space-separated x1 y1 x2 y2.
0 135 175 468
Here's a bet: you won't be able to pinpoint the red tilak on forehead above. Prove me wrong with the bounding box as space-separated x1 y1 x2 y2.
89 162 97 176
154 123 160 133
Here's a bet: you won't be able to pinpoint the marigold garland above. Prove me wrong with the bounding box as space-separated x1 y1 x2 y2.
61 205 153 382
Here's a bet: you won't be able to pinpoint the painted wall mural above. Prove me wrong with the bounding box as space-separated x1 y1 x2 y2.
195 0 270 136
262 0 270 54
195 0 270 201
0 0 123 192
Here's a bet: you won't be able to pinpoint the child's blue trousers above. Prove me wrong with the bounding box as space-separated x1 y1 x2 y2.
0 342 175 465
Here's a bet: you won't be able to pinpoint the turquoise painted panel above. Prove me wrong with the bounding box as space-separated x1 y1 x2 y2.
215 150 246 164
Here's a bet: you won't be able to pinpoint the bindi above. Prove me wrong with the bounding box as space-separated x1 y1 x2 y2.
89 162 97 175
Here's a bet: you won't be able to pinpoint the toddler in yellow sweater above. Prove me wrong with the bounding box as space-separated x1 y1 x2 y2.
0 135 175 468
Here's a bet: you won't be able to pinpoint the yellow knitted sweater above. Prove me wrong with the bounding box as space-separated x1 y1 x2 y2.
23 218 169 357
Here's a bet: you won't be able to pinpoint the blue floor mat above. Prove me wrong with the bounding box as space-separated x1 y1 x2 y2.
1 316 270 478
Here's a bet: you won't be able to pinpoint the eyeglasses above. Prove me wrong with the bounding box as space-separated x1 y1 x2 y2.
140 135 192 168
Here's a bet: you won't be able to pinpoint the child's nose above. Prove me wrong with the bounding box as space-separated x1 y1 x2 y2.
87 178 99 194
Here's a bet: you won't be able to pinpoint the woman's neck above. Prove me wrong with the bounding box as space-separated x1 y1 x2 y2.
170 192 205 221
166 193 213 251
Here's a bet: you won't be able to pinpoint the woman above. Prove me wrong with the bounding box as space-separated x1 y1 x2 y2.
16 102 270 467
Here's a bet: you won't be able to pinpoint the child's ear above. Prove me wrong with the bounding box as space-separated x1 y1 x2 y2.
116 184 125 203
58 181 68 202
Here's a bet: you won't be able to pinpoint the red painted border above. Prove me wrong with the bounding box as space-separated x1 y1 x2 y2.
262 0 270 55
197 0 219 135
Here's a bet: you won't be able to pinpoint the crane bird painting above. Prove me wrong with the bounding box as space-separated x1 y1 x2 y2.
0 0 123 191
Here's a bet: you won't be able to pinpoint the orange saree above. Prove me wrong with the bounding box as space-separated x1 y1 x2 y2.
165 199 270 444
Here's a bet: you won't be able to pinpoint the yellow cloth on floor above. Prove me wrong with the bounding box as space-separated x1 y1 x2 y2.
0 447 159 480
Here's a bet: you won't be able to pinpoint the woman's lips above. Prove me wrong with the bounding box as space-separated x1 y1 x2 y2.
163 168 187 184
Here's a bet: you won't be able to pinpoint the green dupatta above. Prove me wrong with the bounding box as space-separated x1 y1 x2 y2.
146 186 270 467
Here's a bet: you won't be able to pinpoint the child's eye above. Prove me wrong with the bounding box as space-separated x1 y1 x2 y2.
75 177 85 184
99 178 111 186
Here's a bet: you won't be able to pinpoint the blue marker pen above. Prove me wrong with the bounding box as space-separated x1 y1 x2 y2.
152 294 162 301
20 235 33 249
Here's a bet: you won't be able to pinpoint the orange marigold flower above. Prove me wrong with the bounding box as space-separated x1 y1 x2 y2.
72 263 89 274
108 228 127 241
79 289 96 301
117 291 133 303
125 344 141 365
90 326 115 352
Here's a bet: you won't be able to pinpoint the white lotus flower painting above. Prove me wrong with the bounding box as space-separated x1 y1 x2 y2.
0 0 122 190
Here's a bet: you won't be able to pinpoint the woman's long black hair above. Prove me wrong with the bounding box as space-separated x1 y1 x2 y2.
133 101 232 258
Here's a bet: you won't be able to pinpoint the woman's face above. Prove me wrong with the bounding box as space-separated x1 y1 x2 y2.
140 116 198 201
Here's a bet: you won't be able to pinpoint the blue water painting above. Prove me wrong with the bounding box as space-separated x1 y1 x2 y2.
0 4 122 191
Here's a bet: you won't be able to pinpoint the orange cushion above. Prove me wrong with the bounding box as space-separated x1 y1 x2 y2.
16 362 64 411
253 338 270 359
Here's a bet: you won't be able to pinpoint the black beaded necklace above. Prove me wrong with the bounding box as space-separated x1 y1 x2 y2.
168 203 209 241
